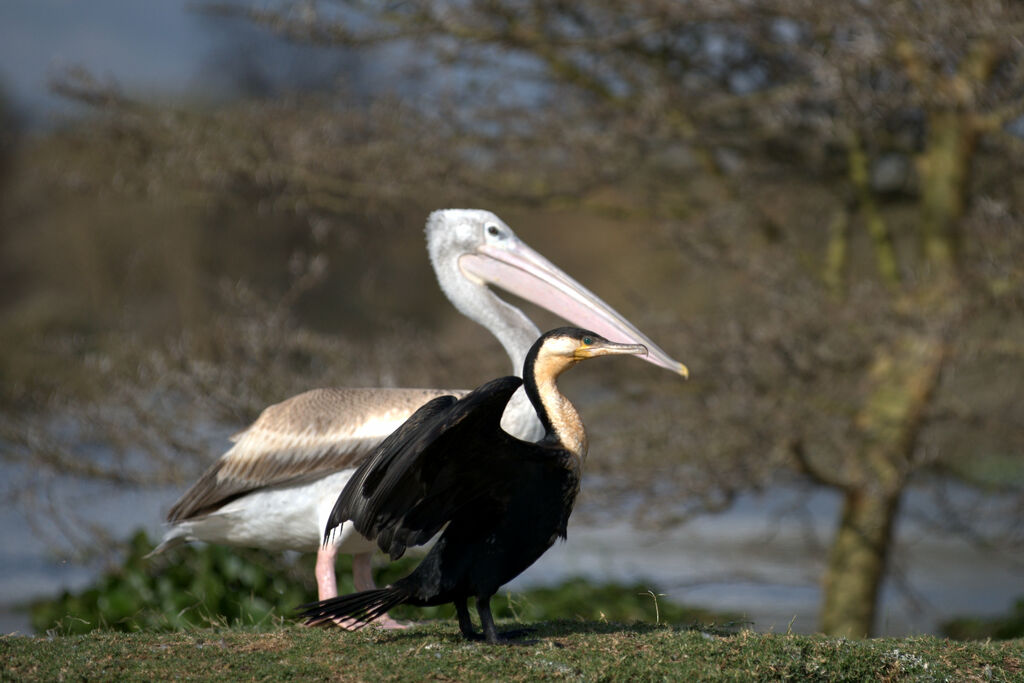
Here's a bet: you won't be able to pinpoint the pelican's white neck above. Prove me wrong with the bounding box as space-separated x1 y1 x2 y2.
426 211 544 441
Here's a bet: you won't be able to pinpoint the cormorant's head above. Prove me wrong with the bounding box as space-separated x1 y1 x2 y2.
527 327 647 382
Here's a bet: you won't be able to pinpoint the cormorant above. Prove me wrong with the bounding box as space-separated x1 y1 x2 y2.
299 327 649 643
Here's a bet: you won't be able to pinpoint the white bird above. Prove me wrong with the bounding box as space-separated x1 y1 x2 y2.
152 209 687 628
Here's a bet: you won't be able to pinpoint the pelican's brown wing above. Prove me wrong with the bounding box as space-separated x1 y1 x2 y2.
167 387 464 522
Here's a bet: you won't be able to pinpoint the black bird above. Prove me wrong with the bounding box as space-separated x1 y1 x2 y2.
298 327 648 643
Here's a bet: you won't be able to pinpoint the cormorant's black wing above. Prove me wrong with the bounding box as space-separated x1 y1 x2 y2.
325 376 525 559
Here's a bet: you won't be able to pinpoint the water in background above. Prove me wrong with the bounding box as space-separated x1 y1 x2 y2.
2 463 1020 636
514 485 1023 635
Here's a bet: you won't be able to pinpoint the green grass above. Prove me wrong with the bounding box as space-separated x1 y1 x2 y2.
19 531 1024 680
4 623 1023 681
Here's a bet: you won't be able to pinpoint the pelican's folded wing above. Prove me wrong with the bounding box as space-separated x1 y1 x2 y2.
166 387 462 522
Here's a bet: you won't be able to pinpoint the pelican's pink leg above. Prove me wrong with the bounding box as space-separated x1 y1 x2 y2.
310 543 367 630
315 543 340 600
352 552 407 630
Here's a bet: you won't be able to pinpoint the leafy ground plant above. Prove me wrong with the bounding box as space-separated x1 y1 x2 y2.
943 598 1024 641
27 530 730 634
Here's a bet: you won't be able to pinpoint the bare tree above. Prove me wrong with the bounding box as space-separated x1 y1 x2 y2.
214 0 1024 637
3 0 1023 639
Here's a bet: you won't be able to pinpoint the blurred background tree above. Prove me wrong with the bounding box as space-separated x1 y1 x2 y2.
2 0 1023 638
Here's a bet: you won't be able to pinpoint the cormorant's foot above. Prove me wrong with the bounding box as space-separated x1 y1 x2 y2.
487 635 539 646
476 628 538 645
460 624 535 644
498 627 535 640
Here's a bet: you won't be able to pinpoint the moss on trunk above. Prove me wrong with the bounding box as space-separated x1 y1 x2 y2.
820 329 947 637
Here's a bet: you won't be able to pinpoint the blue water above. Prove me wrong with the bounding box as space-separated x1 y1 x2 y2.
0 466 179 634
513 485 1024 635
2 470 1021 636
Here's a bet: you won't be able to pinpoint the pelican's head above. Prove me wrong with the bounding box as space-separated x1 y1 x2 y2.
425 209 511 261
424 209 689 378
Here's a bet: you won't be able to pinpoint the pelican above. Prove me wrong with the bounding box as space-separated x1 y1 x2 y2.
153 210 687 629
301 328 648 642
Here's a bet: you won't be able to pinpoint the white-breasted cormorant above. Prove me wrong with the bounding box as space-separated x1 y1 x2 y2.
299 327 649 643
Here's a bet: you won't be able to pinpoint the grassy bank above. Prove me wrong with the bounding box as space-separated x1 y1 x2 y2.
4 622 1022 681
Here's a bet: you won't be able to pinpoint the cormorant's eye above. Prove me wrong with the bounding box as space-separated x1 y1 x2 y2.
582 336 593 346
486 224 501 237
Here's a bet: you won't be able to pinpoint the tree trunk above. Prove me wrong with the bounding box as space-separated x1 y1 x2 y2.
818 328 947 637
818 79 969 634
919 110 975 268
820 487 900 638
846 133 899 288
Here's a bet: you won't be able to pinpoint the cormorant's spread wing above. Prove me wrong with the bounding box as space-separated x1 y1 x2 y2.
325 376 525 559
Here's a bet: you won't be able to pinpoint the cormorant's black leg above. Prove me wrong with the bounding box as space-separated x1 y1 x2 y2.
476 595 536 644
455 598 481 640
476 596 501 644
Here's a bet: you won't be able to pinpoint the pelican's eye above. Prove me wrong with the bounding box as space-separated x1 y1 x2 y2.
486 224 501 237
582 336 593 346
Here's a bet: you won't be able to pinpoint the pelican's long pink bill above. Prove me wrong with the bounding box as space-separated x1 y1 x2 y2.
460 239 688 377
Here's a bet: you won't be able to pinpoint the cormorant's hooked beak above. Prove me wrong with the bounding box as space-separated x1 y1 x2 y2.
460 237 690 379
574 339 648 360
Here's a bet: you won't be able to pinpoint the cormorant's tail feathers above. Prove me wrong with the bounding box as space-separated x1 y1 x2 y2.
297 586 410 628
